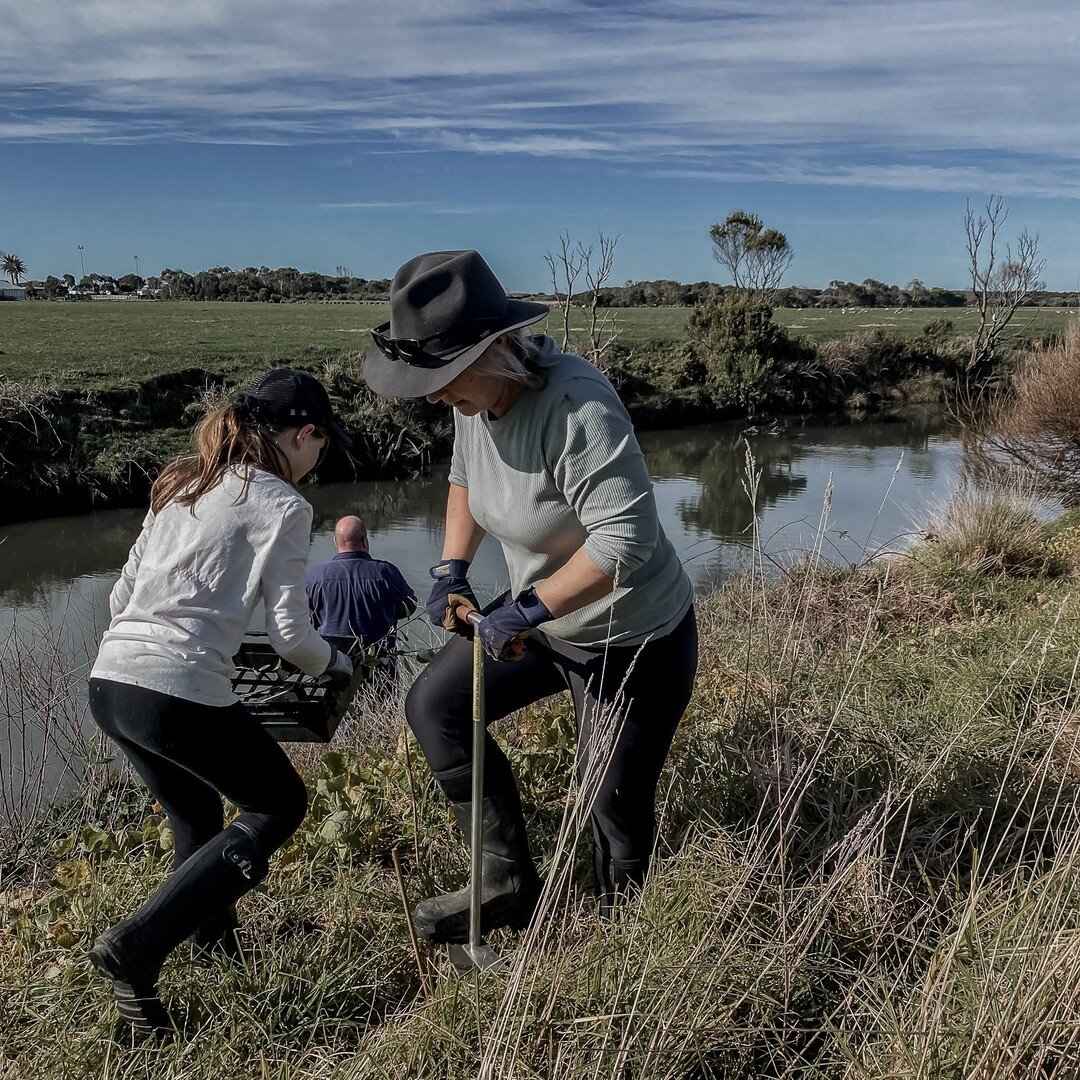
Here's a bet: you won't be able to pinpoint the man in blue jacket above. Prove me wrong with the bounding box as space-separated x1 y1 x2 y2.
306 516 417 686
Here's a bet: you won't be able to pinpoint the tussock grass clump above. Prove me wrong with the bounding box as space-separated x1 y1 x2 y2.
914 482 1066 577
8 529 1080 1075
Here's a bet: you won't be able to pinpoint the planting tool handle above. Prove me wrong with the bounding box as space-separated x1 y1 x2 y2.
453 604 515 969
468 609 485 953
454 605 526 661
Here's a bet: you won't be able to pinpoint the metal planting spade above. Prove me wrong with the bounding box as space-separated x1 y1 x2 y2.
446 609 510 973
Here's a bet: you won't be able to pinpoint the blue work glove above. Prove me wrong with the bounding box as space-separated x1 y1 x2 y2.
477 587 552 662
426 559 479 634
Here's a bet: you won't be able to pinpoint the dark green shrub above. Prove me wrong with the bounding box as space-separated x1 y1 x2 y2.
687 294 812 416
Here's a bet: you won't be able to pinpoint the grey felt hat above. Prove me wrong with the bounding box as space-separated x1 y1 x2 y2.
363 250 549 398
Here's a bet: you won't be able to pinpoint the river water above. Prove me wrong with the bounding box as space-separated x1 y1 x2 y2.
0 414 959 812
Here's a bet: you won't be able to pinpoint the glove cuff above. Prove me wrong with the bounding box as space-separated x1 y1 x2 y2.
515 586 553 629
430 559 471 582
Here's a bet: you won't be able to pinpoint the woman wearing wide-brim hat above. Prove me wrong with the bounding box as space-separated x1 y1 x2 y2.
365 250 697 942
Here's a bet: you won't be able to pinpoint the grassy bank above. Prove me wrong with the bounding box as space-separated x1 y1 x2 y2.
1 302 1073 524
0 361 451 522
6 501 1080 1078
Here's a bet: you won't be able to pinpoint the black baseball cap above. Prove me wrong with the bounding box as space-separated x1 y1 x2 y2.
242 368 353 447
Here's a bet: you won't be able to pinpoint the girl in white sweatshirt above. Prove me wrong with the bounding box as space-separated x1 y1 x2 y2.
87 368 353 1033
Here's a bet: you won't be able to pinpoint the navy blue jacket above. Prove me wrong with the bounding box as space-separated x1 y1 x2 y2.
305 551 417 652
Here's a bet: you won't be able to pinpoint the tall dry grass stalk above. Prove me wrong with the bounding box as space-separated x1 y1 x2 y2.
967 319 1080 502
0 601 119 875
9 462 1080 1076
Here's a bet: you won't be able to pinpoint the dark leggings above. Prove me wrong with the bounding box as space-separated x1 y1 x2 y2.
405 605 698 886
88 678 308 871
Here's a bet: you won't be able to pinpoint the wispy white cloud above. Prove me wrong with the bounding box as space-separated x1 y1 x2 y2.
0 116 118 139
318 200 519 214
647 154 1080 202
2 0 1078 195
319 201 438 209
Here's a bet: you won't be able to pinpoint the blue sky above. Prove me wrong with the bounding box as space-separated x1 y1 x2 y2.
2 0 1078 290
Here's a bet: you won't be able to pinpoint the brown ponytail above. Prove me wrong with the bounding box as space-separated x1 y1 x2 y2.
149 399 292 514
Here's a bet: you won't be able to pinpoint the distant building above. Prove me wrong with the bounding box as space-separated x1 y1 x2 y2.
0 279 26 300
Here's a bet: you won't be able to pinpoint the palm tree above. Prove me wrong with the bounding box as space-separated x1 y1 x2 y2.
1 253 27 285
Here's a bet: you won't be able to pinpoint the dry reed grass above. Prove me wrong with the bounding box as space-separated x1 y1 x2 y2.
6 469 1080 1076
0 600 124 877
968 322 1080 503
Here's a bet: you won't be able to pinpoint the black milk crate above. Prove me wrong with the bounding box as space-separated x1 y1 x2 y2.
231 632 369 743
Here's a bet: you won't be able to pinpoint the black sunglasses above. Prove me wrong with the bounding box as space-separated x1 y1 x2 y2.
370 319 505 368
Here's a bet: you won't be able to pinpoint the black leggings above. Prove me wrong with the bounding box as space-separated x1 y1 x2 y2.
405 605 698 884
88 678 307 871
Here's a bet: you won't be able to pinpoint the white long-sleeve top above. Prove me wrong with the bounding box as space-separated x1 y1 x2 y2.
91 466 332 706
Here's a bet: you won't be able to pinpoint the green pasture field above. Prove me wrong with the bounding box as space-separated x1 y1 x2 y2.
564 304 1072 345
0 301 1073 389
775 304 1074 343
0 302 389 388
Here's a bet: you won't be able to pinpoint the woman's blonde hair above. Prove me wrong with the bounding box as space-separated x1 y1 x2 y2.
149 397 291 514
471 330 546 389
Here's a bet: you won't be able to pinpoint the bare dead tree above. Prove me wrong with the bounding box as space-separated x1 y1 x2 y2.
544 230 623 373
962 323 1080 504
581 231 621 373
544 232 588 353
965 195 1046 378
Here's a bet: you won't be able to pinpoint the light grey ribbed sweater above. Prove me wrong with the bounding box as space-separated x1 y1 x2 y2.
449 337 693 647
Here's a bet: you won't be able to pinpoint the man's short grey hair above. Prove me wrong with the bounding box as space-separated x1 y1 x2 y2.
334 515 368 551
471 330 547 390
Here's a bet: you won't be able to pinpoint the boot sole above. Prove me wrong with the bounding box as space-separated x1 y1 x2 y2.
89 937 173 1034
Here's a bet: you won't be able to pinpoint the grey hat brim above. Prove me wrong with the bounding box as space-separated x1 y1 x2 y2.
363 300 549 398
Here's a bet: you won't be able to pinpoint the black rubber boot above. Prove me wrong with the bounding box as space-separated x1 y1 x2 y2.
413 790 541 944
86 936 172 1035
89 823 268 1031
189 905 241 962
596 854 649 919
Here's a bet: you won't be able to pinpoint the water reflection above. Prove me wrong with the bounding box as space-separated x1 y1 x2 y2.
643 425 810 541
0 508 146 608
306 474 449 537
639 413 956 588
0 415 959 622
1 416 961 808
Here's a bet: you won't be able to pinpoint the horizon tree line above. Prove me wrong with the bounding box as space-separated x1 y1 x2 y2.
6 197 1070 311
